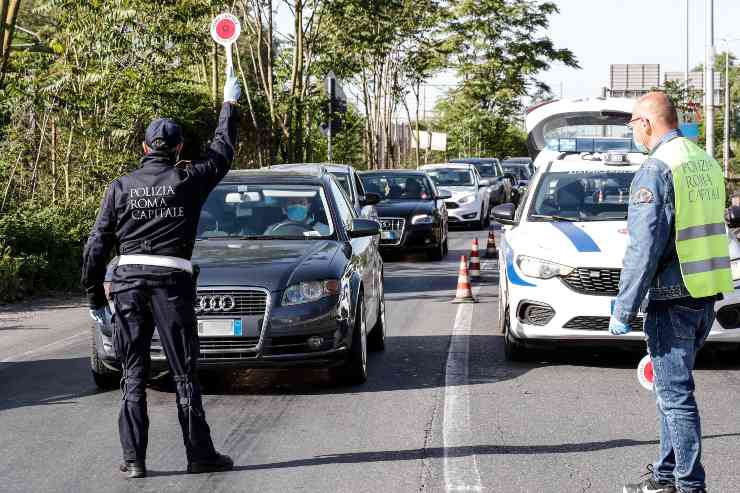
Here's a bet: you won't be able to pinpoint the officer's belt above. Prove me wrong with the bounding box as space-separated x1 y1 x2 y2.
118 254 193 273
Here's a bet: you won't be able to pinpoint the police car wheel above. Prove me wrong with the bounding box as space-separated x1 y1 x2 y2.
503 308 528 362
331 298 368 385
91 327 120 391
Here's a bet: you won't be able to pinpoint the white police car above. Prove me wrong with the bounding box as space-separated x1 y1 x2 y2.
420 163 492 229
494 98 740 360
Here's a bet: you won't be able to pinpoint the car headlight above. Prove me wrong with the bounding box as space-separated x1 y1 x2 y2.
458 194 475 205
282 280 339 306
516 255 574 279
411 214 433 225
732 259 740 281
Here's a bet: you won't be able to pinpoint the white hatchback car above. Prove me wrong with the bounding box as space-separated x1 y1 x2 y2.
494 99 740 360
420 163 491 229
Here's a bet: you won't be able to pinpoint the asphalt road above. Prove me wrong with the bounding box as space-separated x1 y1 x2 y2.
1 228 739 493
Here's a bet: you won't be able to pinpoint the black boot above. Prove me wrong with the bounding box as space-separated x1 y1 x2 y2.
187 453 233 474
119 460 147 478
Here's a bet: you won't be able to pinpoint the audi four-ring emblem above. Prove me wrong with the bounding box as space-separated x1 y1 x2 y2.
196 295 236 313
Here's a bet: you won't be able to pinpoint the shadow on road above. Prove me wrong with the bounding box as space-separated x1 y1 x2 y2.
193 334 530 396
141 432 740 477
0 357 101 413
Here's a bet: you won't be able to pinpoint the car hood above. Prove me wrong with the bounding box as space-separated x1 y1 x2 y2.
192 239 341 291
508 220 629 268
438 186 477 200
375 199 433 218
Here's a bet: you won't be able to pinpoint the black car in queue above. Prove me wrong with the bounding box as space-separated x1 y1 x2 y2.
501 160 533 204
450 157 513 207
358 169 449 261
91 168 385 387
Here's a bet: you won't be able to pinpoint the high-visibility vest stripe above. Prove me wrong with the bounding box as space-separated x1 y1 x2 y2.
676 222 727 241
680 256 731 275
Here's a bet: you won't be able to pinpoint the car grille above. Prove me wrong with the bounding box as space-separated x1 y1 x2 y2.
194 289 268 316
563 316 644 332
379 217 405 246
151 336 261 359
561 268 621 296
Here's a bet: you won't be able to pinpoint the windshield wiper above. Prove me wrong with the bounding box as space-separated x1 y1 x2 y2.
529 214 579 222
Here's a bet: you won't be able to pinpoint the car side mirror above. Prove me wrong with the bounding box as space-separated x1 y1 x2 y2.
726 206 740 228
493 203 516 225
348 218 381 238
361 192 381 206
437 189 452 200
479 179 491 187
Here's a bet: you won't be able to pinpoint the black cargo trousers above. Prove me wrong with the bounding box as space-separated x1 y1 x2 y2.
111 268 216 464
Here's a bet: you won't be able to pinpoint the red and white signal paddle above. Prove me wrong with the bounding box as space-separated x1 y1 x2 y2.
637 354 654 391
210 13 241 69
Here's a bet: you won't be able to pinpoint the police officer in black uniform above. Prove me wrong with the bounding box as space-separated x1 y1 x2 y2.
81 68 241 478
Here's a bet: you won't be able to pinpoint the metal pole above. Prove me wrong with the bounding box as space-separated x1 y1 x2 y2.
724 50 731 177
328 78 334 163
705 0 715 156
686 0 690 103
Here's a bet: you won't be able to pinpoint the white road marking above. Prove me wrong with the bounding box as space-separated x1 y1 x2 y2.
443 288 483 492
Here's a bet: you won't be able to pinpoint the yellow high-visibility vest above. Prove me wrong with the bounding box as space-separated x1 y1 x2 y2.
652 136 733 297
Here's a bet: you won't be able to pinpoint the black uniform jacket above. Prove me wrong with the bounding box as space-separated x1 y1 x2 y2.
81 103 239 309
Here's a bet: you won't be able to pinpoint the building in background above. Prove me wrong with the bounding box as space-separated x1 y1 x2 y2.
664 71 724 106
603 64 661 99
602 64 724 106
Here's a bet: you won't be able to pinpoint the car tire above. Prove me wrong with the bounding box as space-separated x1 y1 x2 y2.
429 237 446 261
91 326 121 391
502 306 528 362
368 281 386 351
331 298 368 384
474 206 484 230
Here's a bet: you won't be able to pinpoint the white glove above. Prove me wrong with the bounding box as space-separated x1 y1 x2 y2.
223 65 241 103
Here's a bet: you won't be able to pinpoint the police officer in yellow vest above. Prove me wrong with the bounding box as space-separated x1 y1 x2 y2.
610 92 732 493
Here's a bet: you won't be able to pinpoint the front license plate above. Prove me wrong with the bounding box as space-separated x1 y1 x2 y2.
198 319 242 337
381 231 396 240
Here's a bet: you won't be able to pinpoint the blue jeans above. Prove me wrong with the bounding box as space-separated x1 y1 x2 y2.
644 299 715 492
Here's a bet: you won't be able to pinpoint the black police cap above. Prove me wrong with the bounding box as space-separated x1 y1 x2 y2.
144 118 183 150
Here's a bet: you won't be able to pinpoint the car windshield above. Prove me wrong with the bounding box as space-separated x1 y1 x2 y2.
503 165 531 180
473 163 500 178
329 172 352 200
426 168 474 186
528 170 635 222
360 173 433 200
197 184 334 239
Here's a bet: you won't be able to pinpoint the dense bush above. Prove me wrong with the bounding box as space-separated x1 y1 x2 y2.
0 204 97 301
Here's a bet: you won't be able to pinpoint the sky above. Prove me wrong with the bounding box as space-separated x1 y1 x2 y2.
538 0 740 99
275 1 740 118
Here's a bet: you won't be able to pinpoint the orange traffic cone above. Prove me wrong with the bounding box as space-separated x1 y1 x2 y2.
453 255 478 303
468 238 481 280
485 230 498 258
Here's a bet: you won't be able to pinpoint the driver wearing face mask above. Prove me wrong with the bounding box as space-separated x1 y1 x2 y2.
280 196 330 235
